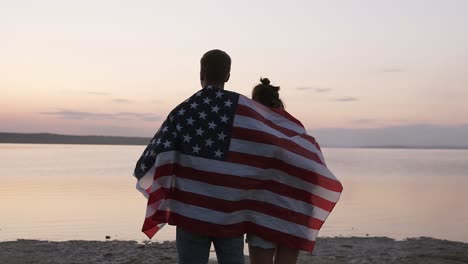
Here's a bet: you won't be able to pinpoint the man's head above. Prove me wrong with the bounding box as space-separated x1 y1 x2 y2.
200 49 231 88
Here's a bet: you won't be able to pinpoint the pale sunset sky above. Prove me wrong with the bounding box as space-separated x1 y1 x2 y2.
1 0 467 138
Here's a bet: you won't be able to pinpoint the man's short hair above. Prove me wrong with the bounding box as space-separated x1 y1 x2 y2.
200 49 231 83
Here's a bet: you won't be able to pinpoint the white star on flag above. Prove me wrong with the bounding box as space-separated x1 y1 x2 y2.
199 111 207 119
205 138 214 147
214 149 223 157
220 115 229 123
224 100 233 107
196 127 204 136
217 131 227 141
203 97 211 104
163 140 171 148
186 117 195 125
190 102 199 109
208 121 217 129
192 145 201 153
211 105 220 113
183 134 192 143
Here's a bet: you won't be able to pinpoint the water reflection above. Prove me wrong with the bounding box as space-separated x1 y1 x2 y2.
1 145 467 242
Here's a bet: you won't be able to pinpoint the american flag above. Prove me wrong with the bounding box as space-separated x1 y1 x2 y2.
134 86 342 252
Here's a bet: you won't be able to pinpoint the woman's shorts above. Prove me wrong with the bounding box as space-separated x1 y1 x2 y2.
245 234 276 249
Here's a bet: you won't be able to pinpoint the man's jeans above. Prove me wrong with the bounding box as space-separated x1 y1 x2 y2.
176 227 244 264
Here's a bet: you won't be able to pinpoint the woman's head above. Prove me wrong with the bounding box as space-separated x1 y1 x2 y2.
252 78 284 108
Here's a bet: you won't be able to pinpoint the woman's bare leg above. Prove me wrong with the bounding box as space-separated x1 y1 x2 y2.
249 245 275 264
274 246 299 264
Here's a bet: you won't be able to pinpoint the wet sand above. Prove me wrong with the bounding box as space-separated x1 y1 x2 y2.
1 237 467 263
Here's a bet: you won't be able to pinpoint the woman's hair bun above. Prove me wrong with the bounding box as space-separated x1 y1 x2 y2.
260 78 270 86
252 77 283 108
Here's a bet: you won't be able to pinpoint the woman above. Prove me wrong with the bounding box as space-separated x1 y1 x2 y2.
247 78 300 264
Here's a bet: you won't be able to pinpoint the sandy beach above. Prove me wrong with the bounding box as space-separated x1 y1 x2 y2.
1 237 467 264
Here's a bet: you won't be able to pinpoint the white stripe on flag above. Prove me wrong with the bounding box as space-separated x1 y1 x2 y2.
233 115 325 163
136 166 156 198
160 199 320 240
230 139 339 187
145 151 339 203
238 96 305 134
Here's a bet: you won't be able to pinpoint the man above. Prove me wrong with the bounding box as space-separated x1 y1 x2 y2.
135 49 245 264
175 50 244 263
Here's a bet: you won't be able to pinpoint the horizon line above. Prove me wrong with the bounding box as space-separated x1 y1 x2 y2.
1 132 468 150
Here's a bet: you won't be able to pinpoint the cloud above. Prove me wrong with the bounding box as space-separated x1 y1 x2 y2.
88 91 110 96
116 112 161 121
112 98 133 104
334 96 358 102
352 118 377 124
296 87 332 93
296 87 314 91
41 110 114 120
381 67 404 73
42 110 161 122
141 115 161 122
315 88 332 93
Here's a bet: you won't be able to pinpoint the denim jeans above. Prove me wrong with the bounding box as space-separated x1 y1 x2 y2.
176 227 245 264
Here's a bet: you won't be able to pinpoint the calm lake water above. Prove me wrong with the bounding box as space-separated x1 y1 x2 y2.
1 144 468 242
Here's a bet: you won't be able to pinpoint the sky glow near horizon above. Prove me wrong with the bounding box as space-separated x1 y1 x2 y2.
1 0 467 137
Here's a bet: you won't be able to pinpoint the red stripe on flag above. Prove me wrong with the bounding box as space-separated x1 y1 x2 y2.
142 210 170 238
228 151 342 192
142 223 161 239
271 108 304 128
144 211 316 252
231 127 324 166
152 163 336 212
236 104 321 151
148 188 167 205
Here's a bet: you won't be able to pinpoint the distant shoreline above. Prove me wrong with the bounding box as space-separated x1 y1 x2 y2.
324 145 468 150
1 132 468 150
0 132 150 146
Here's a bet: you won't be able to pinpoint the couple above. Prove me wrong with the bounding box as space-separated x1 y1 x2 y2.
133 49 342 264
